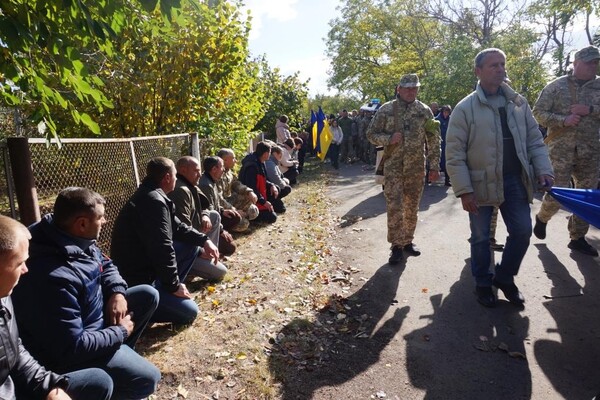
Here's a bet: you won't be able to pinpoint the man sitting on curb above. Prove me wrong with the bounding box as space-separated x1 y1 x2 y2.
239 141 279 224
169 156 228 281
111 157 219 325
12 187 160 399
0 214 114 400
199 156 238 256
216 148 260 229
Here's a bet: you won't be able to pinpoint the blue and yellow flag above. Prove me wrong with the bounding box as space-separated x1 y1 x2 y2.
312 106 332 161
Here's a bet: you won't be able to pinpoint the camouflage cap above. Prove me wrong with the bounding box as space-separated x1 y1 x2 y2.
574 46 600 62
398 73 421 88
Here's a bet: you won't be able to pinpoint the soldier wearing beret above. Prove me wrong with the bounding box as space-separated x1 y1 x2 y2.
366 73 441 265
533 45 600 256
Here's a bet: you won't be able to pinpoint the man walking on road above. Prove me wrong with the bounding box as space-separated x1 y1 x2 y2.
446 48 554 308
367 73 441 265
532 45 600 257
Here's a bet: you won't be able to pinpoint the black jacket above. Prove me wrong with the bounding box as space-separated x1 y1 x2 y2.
0 297 66 399
111 178 208 292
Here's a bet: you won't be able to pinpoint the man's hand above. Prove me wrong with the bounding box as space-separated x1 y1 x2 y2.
265 201 274 212
389 132 403 145
428 170 440 183
564 114 581 127
46 388 72 400
248 192 258 203
173 283 192 299
105 293 128 325
270 185 279 198
200 215 212 233
223 209 241 219
537 174 554 191
203 239 220 264
460 193 478 214
118 313 134 337
570 104 591 116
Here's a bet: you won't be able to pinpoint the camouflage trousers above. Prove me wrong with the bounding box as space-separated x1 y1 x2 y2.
384 166 425 247
537 141 600 239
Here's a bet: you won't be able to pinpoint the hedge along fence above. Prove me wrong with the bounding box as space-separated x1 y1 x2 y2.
3 133 200 252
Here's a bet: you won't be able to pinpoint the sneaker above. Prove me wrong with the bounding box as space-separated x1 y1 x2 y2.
492 279 525 305
568 237 599 256
475 286 496 308
533 216 547 239
403 243 421 256
388 246 403 265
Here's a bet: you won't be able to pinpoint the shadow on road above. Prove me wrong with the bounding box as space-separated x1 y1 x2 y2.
269 262 408 399
405 261 533 399
533 243 600 399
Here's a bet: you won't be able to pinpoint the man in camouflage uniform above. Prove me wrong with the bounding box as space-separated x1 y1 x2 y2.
216 148 259 231
533 45 600 256
366 73 441 264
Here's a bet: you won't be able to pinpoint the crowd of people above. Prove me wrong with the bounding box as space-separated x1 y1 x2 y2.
0 136 304 398
0 44 598 398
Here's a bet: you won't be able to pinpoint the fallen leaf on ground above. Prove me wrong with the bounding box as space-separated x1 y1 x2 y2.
508 351 526 359
176 384 188 398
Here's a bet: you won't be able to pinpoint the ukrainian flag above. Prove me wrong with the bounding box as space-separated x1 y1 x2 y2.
312 106 332 161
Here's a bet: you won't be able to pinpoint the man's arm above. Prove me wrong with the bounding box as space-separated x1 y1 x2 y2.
445 105 474 198
168 186 195 226
366 104 400 146
532 81 574 128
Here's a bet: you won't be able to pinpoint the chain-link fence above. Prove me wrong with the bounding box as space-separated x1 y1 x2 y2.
3 134 194 251
0 145 16 219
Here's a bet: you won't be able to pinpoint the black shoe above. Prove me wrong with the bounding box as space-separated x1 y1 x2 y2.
493 279 525 305
475 286 496 308
403 243 421 256
533 216 547 240
490 239 504 252
568 237 599 256
388 246 403 265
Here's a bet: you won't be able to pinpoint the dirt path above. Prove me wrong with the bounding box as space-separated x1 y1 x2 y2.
293 162 600 400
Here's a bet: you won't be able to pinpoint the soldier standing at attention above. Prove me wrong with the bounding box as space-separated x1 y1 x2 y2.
533 45 600 257
366 74 441 265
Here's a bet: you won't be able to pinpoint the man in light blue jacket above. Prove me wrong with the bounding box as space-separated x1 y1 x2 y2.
446 48 554 308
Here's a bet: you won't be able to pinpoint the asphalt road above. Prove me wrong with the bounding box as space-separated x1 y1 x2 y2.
312 162 600 400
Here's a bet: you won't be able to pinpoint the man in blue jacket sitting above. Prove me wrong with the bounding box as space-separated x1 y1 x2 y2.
12 187 161 399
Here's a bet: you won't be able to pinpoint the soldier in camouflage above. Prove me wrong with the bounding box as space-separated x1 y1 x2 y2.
366 73 441 265
533 45 600 256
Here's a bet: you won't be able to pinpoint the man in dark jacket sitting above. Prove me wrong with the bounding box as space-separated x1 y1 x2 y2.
239 141 279 224
111 157 219 325
0 214 114 400
11 188 160 399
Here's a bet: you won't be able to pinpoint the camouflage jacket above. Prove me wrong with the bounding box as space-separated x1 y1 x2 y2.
366 98 441 175
533 74 600 149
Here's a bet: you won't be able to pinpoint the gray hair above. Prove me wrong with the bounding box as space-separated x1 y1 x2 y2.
0 215 30 257
474 48 506 68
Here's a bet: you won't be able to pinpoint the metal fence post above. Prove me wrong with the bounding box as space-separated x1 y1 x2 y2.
191 133 200 160
7 137 40 225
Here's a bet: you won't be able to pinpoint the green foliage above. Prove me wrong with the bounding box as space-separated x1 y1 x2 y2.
0 0 181 139
326 0 577 108
307 94 362 117
251 57 309 140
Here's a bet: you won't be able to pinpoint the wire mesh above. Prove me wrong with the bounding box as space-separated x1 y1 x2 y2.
26 134 191 251
0 144 16 218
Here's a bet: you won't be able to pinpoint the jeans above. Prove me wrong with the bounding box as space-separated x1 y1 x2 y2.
85 345 160 400
124 284 159 347
469 173 532 286
64 368 113 400
152 241 199 324
329 143 340 169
